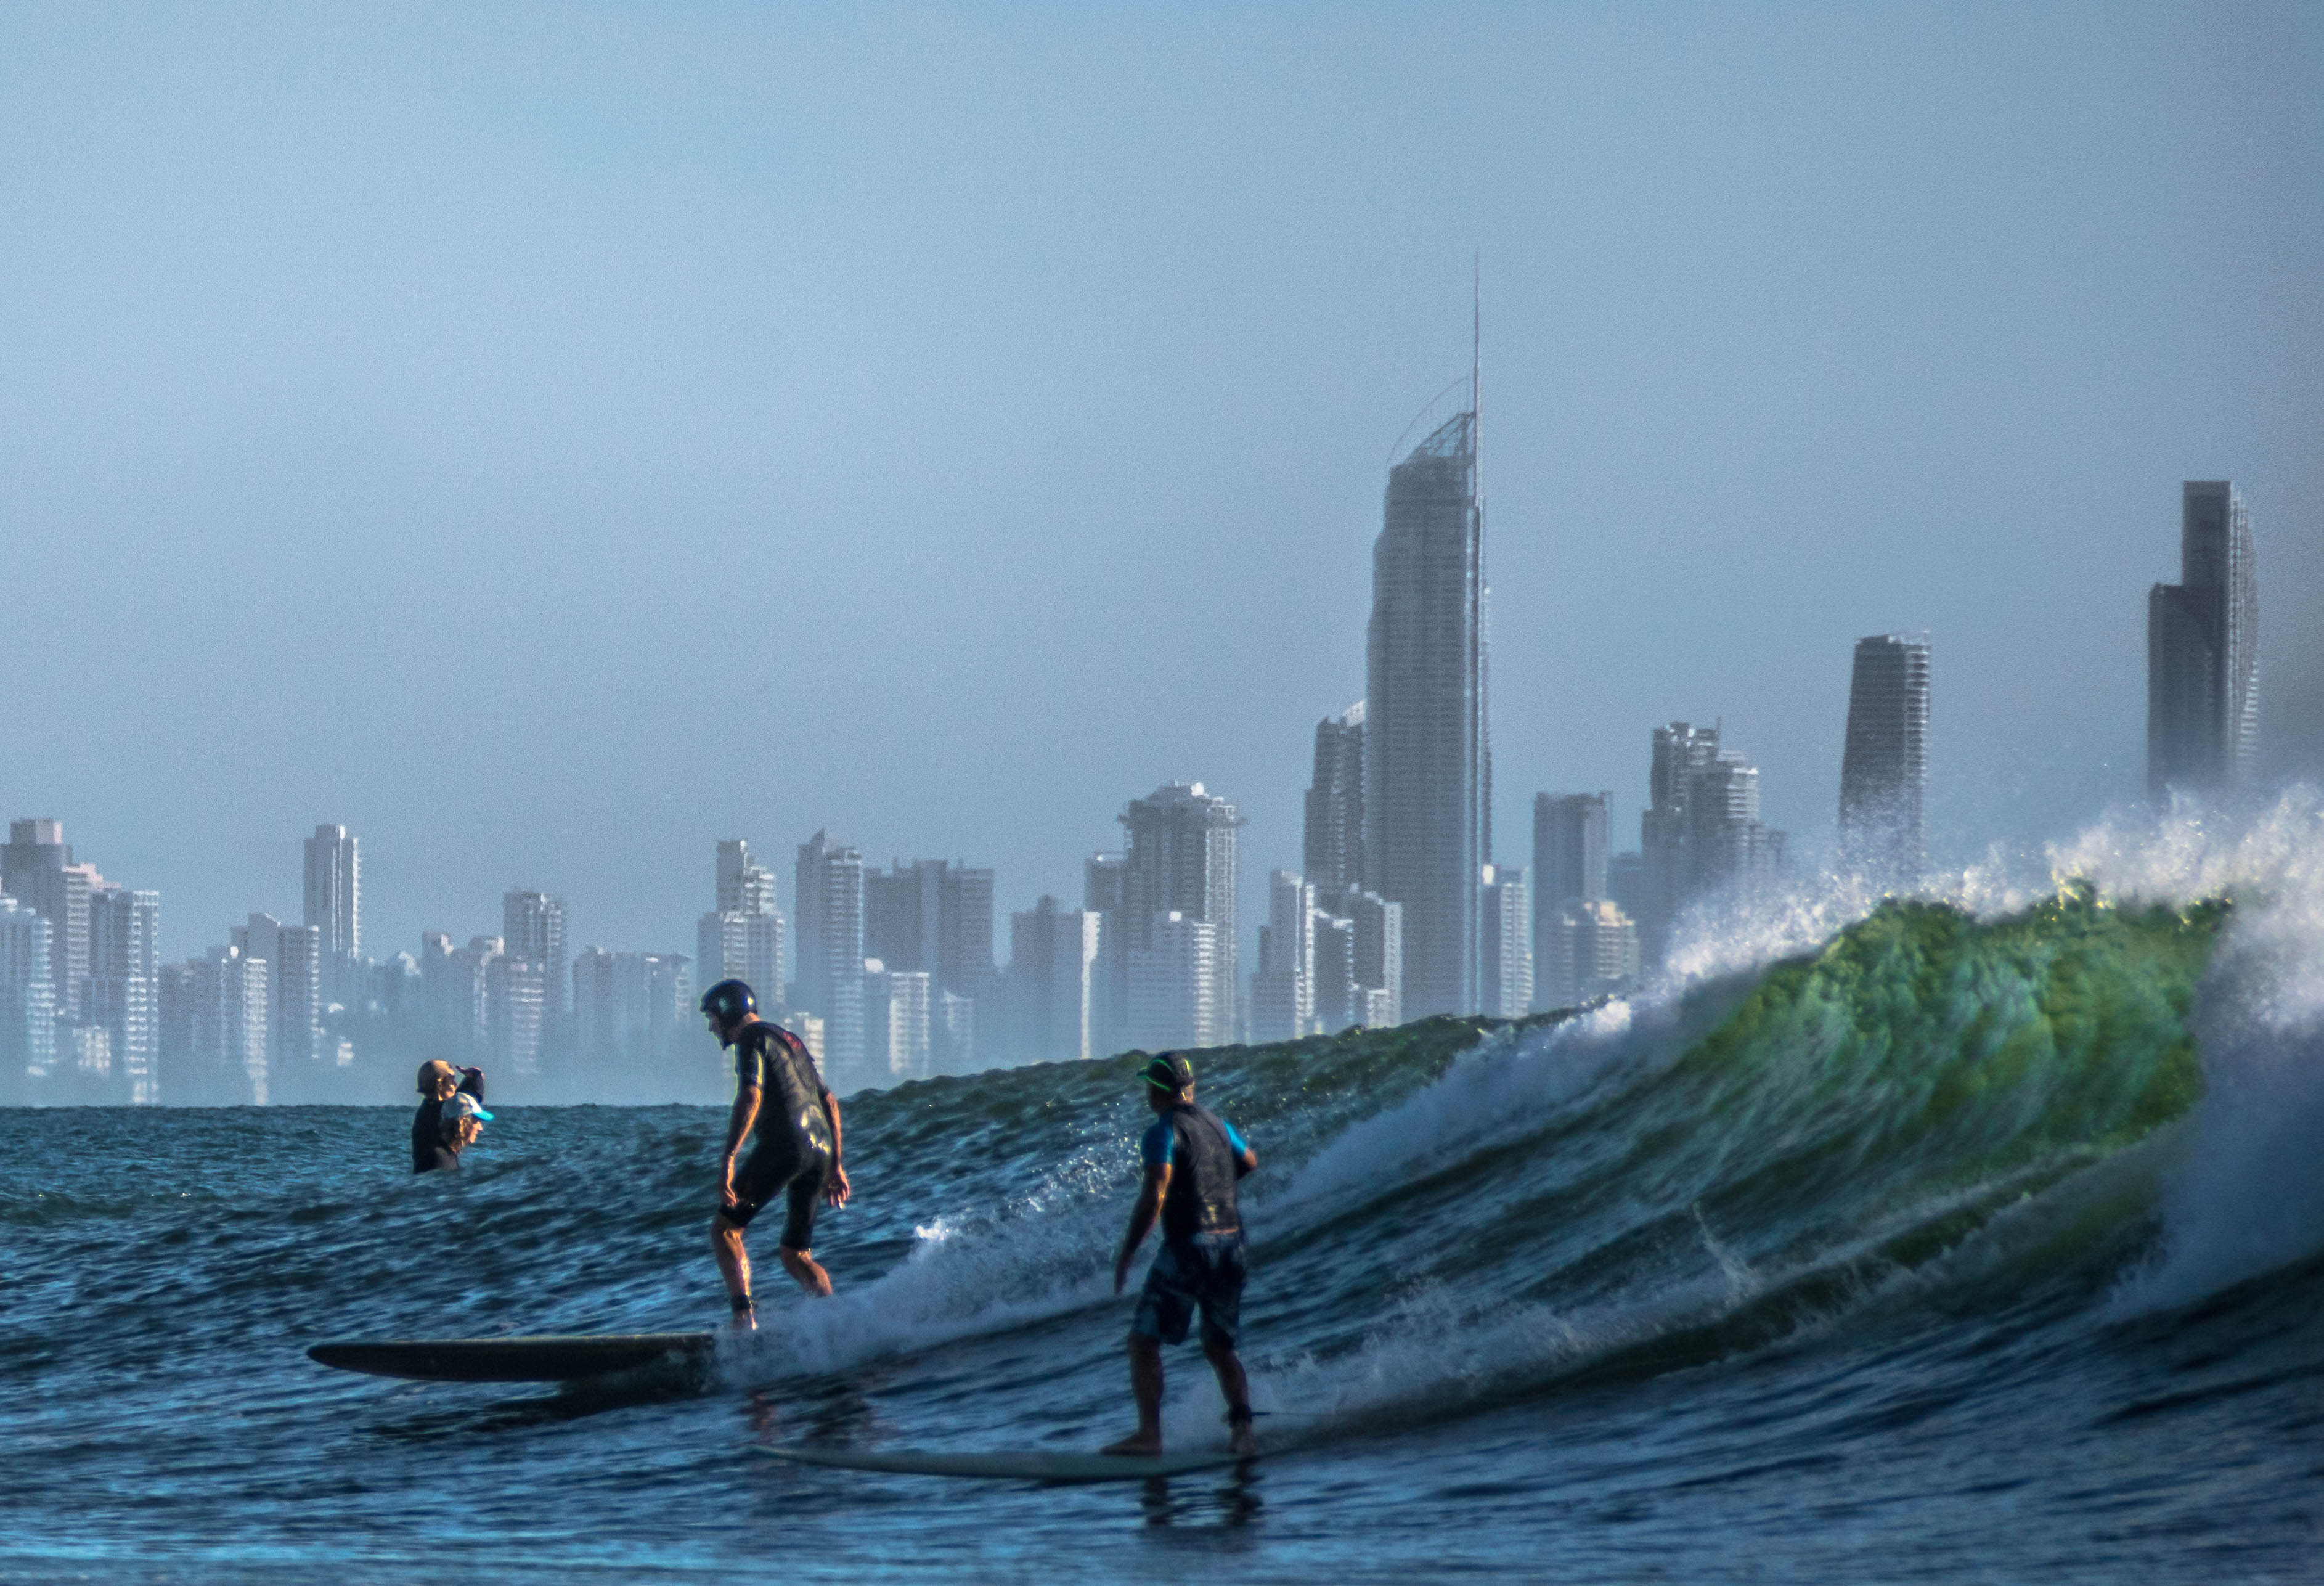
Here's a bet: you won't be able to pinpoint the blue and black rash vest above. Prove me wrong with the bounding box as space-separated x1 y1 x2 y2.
1141 1104 1250 1240
735 1023 834 1160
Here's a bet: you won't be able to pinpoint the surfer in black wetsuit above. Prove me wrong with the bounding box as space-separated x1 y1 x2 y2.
411 1061 487 1174
702 979 850 1328
1103 1052 1259 1458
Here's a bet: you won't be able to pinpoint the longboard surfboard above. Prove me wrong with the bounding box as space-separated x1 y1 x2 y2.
308 1332 717 1383
755 1443 1254 1482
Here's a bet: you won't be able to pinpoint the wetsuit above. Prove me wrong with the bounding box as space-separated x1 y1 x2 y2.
719 1023 835 1252
1132 1104 1252 1348
412 1068 486 1174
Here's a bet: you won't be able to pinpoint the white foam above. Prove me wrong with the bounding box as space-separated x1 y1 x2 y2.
2099 787 2324 1315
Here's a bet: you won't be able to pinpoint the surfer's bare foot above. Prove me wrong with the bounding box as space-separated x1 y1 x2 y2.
1100 1431 1162 1457
1229 1422 1257 1457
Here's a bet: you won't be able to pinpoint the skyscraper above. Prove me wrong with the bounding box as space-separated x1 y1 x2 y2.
2150 481 2261 797
1838 634 1931 885
1639 724 1784 962
1084 852 1130 1056
1127 911 1228 1051
1533 792 1610 992
502 890 569 1032
88 886 160 1105
1479 865 1532 1020
1303 703 1366 896
702 840 786 1016
1006 896 1101 1065
1533 793 1610 910
0 896 57 1102
1119 782 1243 1032
1366 364 1489 1019
716 838 778 917
303 825 361 1009
1639 724 1720 964
2 820 94 1023
794 831 866 1085
1249 869 1316 1044
863 857 996 1043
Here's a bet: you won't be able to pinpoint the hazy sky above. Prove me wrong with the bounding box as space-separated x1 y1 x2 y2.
2 2 2318 969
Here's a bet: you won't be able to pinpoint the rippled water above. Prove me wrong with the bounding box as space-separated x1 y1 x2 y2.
9 819 2324 1582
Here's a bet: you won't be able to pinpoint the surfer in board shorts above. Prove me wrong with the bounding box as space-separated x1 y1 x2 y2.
1104 1052 1260 1458
701 979 851 1328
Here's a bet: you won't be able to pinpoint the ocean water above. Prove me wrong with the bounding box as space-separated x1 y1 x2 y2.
6 798 2324 1583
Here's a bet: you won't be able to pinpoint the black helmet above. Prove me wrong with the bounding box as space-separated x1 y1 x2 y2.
700 979 756 1039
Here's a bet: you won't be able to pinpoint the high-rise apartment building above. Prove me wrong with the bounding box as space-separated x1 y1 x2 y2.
864 960 932 1083
1366 372 1490 1019
1539 900 1642 1010
701 839 786 1016
1311 911 1358 1034
1639 724 1784 962
864 857 996 1053
1303 703 1366 896
1249 870 1316 1044
232 915 320 1095
1127 910 1228 1051
302 825 360 1008
0 896 57 1101
1640 724 1719 963
716 838 778 917
1084 852 1130 1055
794 832 866 1086
1006 896 1101 1065
1318 886 1403 1029
1838 634 1931 885
88 886 160 1105
1534 792 1610 999
2 820 95 1023
1119 783 1242 1034
2150 481 2261 797
1479 865 1533 1019
502 891 569 1029
487 955 547 1078
1533 793 1610 910
189 945 269 1105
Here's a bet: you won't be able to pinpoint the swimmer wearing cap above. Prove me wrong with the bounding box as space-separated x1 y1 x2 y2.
411 1060 489 1174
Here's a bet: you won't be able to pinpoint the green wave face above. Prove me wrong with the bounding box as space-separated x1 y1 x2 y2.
1666 892 2223 1251
738 890 2232 1416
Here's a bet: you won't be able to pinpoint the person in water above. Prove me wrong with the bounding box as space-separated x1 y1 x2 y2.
1104 1052 1259 1458
702 978 850 1327
411 1060 487 1174
423 1091 492 1171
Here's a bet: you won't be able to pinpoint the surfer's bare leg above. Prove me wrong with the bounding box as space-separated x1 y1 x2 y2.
1102 1333 1167 1455
712 1215 756 1322
778 1245 834 1298
1204 1338 1256 1455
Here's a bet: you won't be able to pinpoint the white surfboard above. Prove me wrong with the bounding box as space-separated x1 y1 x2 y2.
755 1442 1255 1482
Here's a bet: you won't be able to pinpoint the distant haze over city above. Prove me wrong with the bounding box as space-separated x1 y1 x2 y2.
2 3 2318 988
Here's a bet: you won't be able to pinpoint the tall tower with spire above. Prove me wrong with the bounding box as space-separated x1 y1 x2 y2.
1364 277 1491 1018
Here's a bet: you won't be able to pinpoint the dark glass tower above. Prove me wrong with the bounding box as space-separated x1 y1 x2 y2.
1838 634 1931 885
2149 481 2259 797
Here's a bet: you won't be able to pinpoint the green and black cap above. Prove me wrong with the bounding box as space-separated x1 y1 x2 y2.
1139 1052 1195 1093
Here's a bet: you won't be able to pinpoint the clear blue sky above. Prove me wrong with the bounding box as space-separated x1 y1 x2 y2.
2 2 2318 967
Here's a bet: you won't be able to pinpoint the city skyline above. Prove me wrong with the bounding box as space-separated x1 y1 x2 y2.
0 6 2316 1056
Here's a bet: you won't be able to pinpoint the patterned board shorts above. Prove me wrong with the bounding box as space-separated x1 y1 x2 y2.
1132 1232 1247 1349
